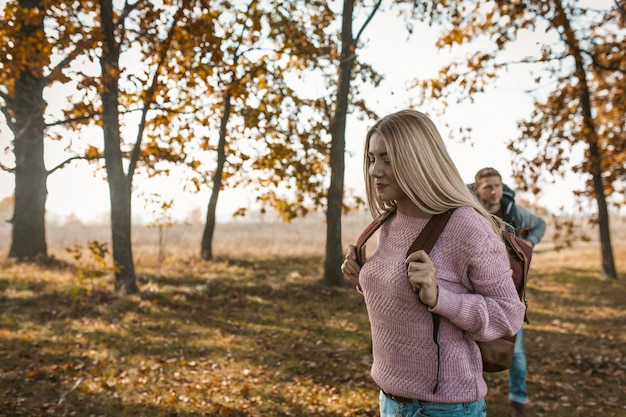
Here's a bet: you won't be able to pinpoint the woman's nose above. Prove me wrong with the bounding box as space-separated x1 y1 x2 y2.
369 161 382 177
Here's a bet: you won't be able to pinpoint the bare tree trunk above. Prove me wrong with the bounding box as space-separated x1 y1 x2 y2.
590 149 616 278
8 0 48 261
201 92 232 260
323 0 356 286
100 0 138 293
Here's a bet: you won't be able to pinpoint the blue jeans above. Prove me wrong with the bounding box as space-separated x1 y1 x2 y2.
379 391 487 417
508 327 527 404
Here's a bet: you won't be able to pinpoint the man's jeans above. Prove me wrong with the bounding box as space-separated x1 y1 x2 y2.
379 391 487 417
509 326 528 404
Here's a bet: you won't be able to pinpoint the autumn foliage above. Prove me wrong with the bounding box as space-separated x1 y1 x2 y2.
412 0 626 278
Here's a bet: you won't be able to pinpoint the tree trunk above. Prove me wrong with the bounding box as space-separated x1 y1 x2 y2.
201 92 232 260
100 0 138 293
590 151 616 278
109 170 137 292
323 0 356 286
9 75 48 261
8 0 48 261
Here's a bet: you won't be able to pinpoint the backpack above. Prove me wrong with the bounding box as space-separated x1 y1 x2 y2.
478 227 532 372
354 208 532 375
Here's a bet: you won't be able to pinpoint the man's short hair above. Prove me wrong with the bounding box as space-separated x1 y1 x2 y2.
474 167 502 185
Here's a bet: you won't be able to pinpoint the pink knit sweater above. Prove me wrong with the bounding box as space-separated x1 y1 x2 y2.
360 206 526 403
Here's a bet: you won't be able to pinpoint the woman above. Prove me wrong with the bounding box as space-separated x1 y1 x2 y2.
341 110 525 417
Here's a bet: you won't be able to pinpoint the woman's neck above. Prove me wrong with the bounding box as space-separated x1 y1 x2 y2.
396 201 431 218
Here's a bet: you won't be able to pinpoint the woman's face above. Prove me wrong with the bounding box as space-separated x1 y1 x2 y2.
367 133 410 205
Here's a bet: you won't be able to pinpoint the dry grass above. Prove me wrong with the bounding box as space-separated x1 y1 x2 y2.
2 211 625 263
0 214 373 263
1 216 626 416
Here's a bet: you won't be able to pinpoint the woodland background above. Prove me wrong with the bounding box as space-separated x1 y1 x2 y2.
1 0 625 294
1 1 626 415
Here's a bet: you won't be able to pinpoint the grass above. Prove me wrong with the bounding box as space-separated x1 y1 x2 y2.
1 219 626 416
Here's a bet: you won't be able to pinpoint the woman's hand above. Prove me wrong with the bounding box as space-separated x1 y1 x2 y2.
406 250 438 308
341 244 365 291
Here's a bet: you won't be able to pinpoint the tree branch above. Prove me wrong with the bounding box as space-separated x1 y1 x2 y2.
354 0 383 45
46 155 102 176
47 32 100 85
584 48 626 74
118 0 146 41
0 161 15 174
46 112 100 128
0 103 15 132
128 0 188 181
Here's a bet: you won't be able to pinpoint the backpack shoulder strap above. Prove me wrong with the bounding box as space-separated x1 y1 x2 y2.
354 209 396 266
355 208 455 265
415 209 454 395
406 209 454 256
354 208 455 395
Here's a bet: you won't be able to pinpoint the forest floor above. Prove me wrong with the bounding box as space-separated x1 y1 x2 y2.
1 232 625 416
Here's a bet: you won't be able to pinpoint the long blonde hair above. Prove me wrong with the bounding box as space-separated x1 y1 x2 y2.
363 109 502 234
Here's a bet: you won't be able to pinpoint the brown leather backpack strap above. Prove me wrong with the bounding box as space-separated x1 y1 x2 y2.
355 208 454 266
408 209 454 395
405 209 455 257
353 208 455 394
355 209 396 266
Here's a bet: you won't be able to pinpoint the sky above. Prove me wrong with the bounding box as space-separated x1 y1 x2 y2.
0 3 586 225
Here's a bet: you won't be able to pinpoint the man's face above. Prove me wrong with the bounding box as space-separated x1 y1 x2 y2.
474 176 503 209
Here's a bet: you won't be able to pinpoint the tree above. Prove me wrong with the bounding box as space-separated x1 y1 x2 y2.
98 0 139 292
322 0 382 286
0 0 94 261
413 0 625 278
199 0 310 260
1 0 195 290
0 0 48 260
161 0 337 260
97 0 192 292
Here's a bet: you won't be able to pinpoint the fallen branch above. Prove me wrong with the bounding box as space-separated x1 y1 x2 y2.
56 377 84 409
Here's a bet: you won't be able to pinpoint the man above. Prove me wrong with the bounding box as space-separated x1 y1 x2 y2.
472 167 546 417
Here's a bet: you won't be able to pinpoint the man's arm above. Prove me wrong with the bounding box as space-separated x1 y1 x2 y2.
514 206 546 247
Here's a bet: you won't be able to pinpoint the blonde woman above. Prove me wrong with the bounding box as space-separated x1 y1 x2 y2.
341 110 525 417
